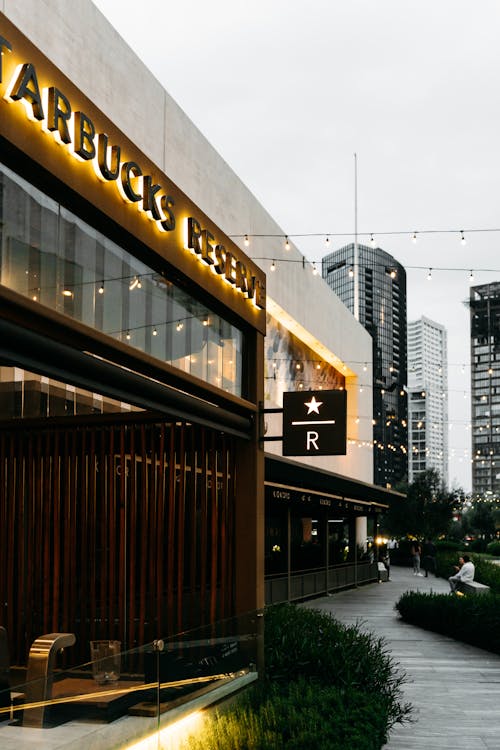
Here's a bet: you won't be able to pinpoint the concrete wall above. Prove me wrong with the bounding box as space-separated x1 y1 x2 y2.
2 0 374 482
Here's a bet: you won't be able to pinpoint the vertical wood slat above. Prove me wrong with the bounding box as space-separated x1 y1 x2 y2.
167 424 176 635
128 426 137 649
137 424 148 647
51 430 61 633
118 425 127 646
209 432 218 626
156 424 166 638
189 428 197 628
147 425 158 643
88 429 98 642
42 432 52 628
176 425 186 633
98 428 108 638
199 428 208 626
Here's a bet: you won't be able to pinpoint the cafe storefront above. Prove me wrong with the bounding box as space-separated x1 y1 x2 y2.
265 454 400 604
0 15 266 667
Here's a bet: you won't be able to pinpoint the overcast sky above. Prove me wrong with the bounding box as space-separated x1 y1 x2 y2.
93 0 500 491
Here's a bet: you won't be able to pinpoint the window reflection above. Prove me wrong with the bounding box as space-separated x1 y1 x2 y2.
0 163 244 397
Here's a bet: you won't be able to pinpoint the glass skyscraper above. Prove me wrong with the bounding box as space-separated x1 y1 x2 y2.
322 243 408 487
407 317 448 486
469 282 500 496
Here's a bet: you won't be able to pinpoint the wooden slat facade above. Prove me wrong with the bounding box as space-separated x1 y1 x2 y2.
0 418 236 666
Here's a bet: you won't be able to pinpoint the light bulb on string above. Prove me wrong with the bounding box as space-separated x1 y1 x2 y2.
370 234 375 248
348 267 354 278
270 260 276 272
469 269 474 282
98 282 105 294
285 236 290 250
312 262 318 275
152 327 158 336
325 236 330 248
427 268 432 281
412 232 417 243
244 234 249 247
460 231 466 245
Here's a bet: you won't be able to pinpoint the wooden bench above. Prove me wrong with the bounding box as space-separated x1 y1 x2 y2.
378 562 388 582
458 580 490 595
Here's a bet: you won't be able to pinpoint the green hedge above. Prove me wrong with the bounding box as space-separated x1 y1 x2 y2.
486 541 500 556
182 604 412 750
395 590 500 654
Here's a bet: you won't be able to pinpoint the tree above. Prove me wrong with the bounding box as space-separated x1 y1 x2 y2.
382 469 459 539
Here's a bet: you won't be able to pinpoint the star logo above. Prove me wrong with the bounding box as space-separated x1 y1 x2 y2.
304 396 323 414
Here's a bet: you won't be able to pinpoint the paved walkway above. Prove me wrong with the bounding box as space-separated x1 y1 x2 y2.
303 566 500 749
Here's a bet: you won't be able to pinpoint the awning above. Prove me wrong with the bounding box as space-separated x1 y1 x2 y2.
265 454 405 512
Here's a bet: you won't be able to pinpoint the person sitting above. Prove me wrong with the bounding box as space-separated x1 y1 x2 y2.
448 555 475 593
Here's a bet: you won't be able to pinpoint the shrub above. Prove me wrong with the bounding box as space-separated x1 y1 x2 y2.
182 679 391 750
486 540 500 556
182 604 412 750
469 538 488 553
395 591 500 654
434 540 462 551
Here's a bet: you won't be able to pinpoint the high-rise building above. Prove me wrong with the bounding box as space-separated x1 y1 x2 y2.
322 243 408 487
469 282 500 496
407 317 448 486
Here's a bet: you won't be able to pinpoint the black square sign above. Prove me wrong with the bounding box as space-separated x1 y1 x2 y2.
282 390 347 456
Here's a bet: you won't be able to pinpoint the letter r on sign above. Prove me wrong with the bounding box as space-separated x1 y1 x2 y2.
306 431 319 451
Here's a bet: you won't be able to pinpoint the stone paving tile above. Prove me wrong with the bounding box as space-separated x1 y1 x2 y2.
303 565 500 750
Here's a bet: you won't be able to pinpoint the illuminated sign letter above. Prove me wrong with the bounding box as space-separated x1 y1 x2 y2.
213 245 226 275
8 63 44 120
47 87 72 143
225 252 237 285
142 176 163 220
235 261 248 293
187 217 202 253
0 36 12 83
201 230 215 265
159 195 175 231
97 133 120 180
74 112 96 160
120 161 142 202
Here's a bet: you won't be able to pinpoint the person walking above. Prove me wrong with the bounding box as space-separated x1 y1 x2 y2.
411 541 423 576
422 538 437 577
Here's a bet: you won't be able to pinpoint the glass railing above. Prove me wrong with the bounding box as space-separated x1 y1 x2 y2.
0 611 262 749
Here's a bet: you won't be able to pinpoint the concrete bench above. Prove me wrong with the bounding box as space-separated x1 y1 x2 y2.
378 562 388 582
458 580 490 595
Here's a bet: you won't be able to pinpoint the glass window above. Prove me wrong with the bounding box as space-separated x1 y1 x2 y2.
0 162 245 397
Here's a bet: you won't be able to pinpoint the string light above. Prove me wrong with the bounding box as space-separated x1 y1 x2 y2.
312 262 319 275
270 260 276 272
98 282 105 294
176 321 184 332
348 267 354 278
469 269 474 282
244 234 249 247
152 327 158 336
129 276 140 290
370 234 375 248
285 236 290 250
412 232 417 243
427 268 432 281
325 236 330 248
461 230 466 245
